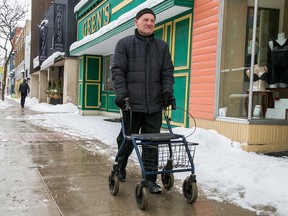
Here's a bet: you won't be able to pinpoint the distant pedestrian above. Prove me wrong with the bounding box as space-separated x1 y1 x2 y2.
19 79 30 108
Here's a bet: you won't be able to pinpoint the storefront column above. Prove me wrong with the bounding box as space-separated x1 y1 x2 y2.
63 58 79 104
39 71 48 103
30 74 39 99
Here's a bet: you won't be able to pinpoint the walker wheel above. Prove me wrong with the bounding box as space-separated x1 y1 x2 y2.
108 172 119 195
135 183 148 210
182 176 198 203
161 172 174 189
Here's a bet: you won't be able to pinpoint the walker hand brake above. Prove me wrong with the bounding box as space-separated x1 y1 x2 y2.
124 97 130 111
170 97 176 110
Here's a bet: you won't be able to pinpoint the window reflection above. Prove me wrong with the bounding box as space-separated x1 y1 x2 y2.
102 55 114 91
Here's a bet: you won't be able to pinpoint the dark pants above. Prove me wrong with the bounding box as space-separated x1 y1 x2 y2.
20 94 27 108
117 111 162 182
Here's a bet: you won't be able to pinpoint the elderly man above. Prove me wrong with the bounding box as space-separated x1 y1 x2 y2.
112 8 174 193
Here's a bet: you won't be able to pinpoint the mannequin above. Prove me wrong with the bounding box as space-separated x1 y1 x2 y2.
246 64 268 91
246 40 259 66
245 31 259 66
268 32 286 49
268 32 288 88
247 40 259 55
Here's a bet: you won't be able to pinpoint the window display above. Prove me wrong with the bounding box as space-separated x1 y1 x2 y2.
245 64 268 92
219 0 288 120
268 32 288 88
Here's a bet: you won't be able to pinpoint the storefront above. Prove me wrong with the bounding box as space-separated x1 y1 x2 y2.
71 0 288 153
31 0 79 106
191 0 288 152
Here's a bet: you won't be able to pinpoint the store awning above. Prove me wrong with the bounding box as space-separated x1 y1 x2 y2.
40 52 65 71
70 0 193 56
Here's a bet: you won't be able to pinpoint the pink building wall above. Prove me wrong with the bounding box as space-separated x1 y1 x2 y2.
190 0 220 120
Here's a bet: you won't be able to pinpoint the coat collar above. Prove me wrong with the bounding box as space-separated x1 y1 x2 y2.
135 29 154 41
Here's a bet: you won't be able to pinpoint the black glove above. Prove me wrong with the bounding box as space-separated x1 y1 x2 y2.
115 94 127 109
162 92 173 108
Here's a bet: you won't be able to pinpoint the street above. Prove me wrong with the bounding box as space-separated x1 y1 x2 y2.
0 99 259 216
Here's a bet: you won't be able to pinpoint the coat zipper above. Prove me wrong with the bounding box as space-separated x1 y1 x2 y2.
145 38 150 113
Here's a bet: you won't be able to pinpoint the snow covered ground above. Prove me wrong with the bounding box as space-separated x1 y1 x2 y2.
1 96 288 216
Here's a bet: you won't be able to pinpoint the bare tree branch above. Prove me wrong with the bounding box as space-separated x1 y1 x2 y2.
0 0 28 100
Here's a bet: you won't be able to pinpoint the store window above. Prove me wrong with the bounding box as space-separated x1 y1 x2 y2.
219 0 288 120
102 55 114 91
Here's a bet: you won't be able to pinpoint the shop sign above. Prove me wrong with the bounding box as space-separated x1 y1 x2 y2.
54 3 65 51
79 3 111 39
77 0 148 40
39 26 48 62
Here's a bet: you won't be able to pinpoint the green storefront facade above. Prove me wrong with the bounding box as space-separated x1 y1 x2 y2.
70 0 194 127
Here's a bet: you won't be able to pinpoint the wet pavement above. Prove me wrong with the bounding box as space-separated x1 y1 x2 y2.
0 99 259 216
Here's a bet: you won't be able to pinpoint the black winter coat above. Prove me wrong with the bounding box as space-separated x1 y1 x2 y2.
19 81 30 96
112 29 174 114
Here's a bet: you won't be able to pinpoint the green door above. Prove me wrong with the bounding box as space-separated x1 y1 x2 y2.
78 55 102 111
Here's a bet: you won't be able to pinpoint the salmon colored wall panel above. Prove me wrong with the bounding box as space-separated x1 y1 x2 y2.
190 82 215 90
194 53 215 63
189 90 215 97
191 91 215 101
194 9 218 22
193 27 218 39
190 0 219 120
191 60 216 70
190 97 214 105
190 75 216 84
193 14 219 28
190 68 216 76
192 36 217 49
193 53 216 63
193 28 218 41
193 1 219 12
193 7 219 21
193 0 214 6
190 104 214 113
190 111 214 120
193 22 218 35
192 45 217 56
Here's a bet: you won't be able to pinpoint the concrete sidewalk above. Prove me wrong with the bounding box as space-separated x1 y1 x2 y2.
0 101 61 215
0 99 258 216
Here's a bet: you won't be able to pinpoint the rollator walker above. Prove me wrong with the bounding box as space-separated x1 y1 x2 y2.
108 98 198 210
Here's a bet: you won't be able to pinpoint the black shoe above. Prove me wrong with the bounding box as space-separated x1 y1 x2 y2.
119 170 126 182
147 181 162 193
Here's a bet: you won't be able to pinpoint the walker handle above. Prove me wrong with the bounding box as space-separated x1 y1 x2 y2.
170 96 176 110
124 97 130 111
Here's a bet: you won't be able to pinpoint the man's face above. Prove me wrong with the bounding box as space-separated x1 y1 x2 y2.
134 13 155 36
